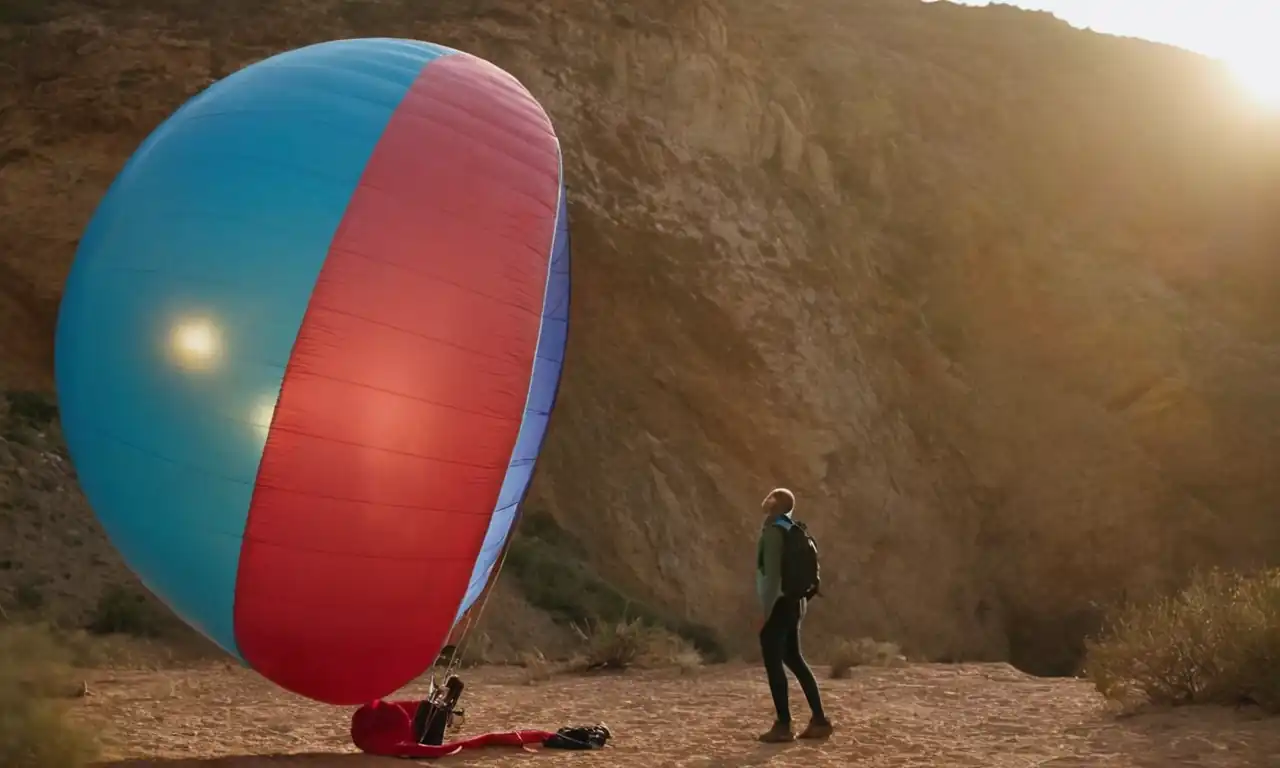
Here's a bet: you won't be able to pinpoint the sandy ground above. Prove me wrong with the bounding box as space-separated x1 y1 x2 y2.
72 662 1280 767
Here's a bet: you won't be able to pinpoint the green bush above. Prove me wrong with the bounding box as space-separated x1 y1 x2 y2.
13 580 44 613
0 624 98 767
86 585 171 638
505 510 727 662
2 391 58 431
0 0 54 26
1084 568 1280 712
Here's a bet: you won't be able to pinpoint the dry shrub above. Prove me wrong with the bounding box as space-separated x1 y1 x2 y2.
458 633 494 668
572 618 703 673
829 637 906 679
1084 568 1280 713
0 624 98 767
517 649 556 684
436 637 491 670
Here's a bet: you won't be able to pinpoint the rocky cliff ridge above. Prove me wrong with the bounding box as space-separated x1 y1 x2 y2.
2 0 1278 674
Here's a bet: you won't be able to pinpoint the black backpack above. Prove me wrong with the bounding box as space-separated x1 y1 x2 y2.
777 518 821 600
543 724 612 750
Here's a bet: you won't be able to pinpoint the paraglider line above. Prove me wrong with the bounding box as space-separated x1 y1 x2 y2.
307 305 539 365
435 156 571 685
328 247 544 316
261 424 509 468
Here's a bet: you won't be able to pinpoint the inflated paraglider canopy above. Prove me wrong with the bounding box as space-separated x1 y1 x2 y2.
54 37 571 706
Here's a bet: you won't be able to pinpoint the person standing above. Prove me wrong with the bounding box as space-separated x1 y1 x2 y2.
755 487 833 743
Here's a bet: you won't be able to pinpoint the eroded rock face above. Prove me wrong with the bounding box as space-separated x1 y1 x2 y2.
2 0 1278 673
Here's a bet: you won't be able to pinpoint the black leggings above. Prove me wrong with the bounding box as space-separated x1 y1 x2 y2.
759 597 826 724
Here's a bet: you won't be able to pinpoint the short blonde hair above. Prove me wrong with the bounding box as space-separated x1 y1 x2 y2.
763 487 795 514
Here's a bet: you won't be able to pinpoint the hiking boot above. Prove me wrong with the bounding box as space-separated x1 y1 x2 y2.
798 717 833 740
757 721 796 743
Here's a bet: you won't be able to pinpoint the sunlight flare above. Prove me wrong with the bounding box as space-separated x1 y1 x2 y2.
1225 51 1280 109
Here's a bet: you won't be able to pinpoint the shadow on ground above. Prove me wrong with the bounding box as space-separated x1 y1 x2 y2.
100 742 825 767
99 749 566 766
101 757 371 767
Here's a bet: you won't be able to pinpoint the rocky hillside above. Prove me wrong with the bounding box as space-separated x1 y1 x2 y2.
2 0 1278 675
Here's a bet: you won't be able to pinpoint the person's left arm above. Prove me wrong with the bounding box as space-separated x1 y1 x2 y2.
759 524 784 616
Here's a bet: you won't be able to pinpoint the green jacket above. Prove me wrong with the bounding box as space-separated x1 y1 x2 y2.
756 514 789 614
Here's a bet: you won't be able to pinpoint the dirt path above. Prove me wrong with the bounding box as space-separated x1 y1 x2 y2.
75 662 1278 767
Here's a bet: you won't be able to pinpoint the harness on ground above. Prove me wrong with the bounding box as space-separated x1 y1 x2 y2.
358 504 615 758
411 674 466 746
